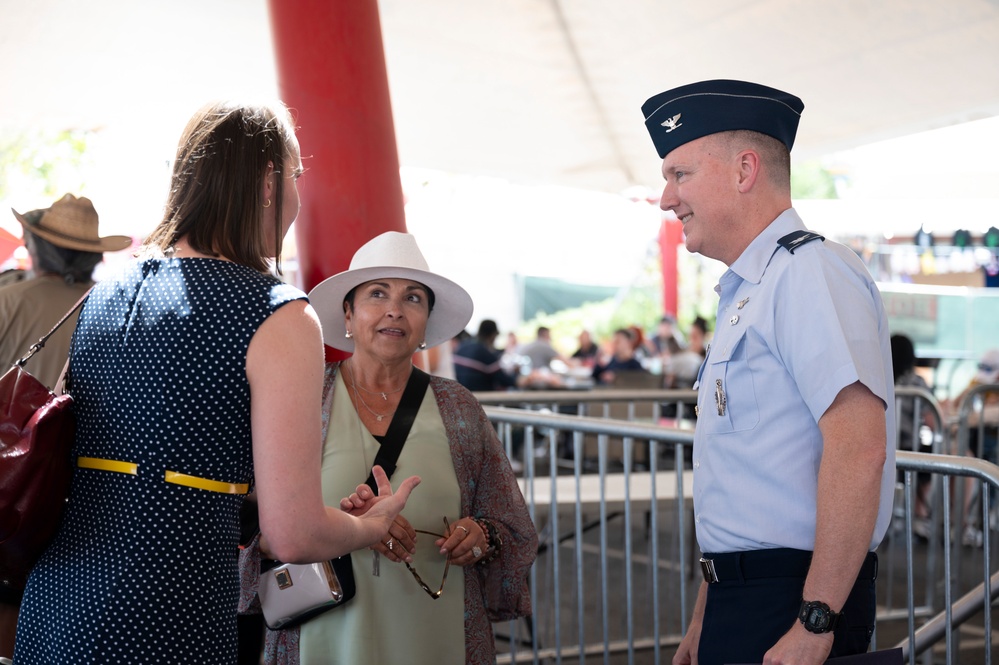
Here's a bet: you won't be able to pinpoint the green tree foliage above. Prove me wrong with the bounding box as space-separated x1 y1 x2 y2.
791 160 839 199
0 129 96 203
514 225 733 355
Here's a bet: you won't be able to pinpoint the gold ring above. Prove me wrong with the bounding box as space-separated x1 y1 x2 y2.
456 525 469 536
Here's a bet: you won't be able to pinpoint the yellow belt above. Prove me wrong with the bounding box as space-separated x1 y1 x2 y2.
77 457 249 495
78 456 137 475
164 470 249 495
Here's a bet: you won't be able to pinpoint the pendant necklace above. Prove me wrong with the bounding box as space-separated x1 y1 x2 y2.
343 361 396 423
352 378 405 401
339 365 382 577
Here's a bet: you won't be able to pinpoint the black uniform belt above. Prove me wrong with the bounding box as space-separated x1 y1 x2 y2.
699 548 878 584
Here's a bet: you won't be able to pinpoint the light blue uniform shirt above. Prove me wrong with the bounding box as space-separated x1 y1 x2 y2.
693 208 895 554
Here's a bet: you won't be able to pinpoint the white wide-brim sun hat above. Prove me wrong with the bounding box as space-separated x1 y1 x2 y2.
308 231 474 353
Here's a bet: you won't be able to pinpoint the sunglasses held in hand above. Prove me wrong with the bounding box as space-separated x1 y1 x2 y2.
405 516 452 599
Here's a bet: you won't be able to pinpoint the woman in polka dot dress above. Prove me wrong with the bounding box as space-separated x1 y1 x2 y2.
13 101 419 664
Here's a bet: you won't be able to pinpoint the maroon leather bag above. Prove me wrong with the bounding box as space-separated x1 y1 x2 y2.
0 292 88 590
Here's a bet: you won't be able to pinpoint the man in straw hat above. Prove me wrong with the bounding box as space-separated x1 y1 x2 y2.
1 193 131 386
642 80 894 664
0 193 130 657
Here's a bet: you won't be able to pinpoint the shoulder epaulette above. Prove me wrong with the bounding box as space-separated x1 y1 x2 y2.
777 230 825 254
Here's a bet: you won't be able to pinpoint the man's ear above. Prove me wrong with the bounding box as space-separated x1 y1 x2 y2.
735 149 761 193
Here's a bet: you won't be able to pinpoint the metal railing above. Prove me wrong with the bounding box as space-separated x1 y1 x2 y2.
481 388 999 665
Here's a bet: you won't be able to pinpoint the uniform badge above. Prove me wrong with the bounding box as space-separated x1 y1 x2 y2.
715 379 726 416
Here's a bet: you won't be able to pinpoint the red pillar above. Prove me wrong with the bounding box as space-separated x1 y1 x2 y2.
659 217 683 317
268 0 406 360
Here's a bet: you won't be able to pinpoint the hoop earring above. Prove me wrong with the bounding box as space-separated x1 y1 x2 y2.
263 199 272 208
419 341 427 349
345 331 353 339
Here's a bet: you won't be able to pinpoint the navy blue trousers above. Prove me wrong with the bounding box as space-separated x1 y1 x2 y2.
697 550 877 665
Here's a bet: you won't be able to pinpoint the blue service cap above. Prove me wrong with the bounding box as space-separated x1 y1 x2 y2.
642 79 804 159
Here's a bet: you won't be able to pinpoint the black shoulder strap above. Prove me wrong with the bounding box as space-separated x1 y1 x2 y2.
364 367 431 493
777 230 825 254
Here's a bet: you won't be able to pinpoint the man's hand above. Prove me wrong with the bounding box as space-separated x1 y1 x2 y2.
673 581 707 665
672 620 701 665
763 622 833 665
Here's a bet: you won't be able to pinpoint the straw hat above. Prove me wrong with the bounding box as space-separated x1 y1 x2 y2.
309 232 473 352
12 193 131 253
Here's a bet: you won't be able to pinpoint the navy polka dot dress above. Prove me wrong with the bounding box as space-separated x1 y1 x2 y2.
14 257 305 664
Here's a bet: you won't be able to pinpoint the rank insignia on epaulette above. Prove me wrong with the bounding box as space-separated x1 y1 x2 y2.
777 230 825 254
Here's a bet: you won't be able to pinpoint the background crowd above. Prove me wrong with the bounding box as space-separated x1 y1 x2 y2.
448 313 713 394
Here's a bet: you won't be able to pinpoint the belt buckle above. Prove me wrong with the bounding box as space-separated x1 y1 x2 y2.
699 557 719 583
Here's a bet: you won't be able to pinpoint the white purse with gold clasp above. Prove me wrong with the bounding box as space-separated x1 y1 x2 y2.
258 556 355 630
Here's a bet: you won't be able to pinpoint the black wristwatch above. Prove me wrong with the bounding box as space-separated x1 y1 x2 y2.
798 599 842 634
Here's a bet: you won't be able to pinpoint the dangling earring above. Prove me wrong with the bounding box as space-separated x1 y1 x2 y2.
345 331 353 339
419 341 427 349
263 199 272 208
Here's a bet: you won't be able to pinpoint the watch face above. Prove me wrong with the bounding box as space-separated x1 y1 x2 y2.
800 600 837 634
806 606 829 630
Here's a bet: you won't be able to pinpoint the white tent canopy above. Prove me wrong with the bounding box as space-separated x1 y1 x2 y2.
2 0 998 326
3 0 999 196
379 0 999 194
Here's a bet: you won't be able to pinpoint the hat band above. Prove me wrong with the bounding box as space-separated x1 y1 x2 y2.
29 221 107 248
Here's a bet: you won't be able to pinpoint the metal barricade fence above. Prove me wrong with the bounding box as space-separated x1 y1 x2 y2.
481 391 999 665
475 389 698 473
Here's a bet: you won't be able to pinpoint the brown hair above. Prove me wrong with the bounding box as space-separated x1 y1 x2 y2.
144 101 298 273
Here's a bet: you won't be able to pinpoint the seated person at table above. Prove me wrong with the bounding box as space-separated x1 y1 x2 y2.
519 326 568 371
647 314 683 358
592 328 645 385
571 329 600 366
454 319 518 392
666 316 709 389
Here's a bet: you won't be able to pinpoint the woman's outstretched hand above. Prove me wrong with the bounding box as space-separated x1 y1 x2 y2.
340 465 420 548
340 465 420 518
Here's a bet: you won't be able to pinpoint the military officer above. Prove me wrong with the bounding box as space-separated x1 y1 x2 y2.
642 80 895 665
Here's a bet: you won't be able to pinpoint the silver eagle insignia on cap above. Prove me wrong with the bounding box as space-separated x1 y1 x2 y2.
660 114 682 133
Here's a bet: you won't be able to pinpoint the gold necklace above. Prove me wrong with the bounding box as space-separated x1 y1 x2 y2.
352 378 406 401
343 362 396 423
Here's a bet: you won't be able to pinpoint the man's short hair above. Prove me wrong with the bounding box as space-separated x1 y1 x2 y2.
724 130 791 190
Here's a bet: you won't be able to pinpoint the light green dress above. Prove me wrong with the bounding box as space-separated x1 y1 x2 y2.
299 372 465 664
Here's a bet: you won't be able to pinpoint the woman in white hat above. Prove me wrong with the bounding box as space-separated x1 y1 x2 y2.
240 231 537 665
14 103 418 664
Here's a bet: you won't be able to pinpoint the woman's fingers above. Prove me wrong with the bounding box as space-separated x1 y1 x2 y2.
370 537 413 563
438 519 486 566
339 483 376 514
